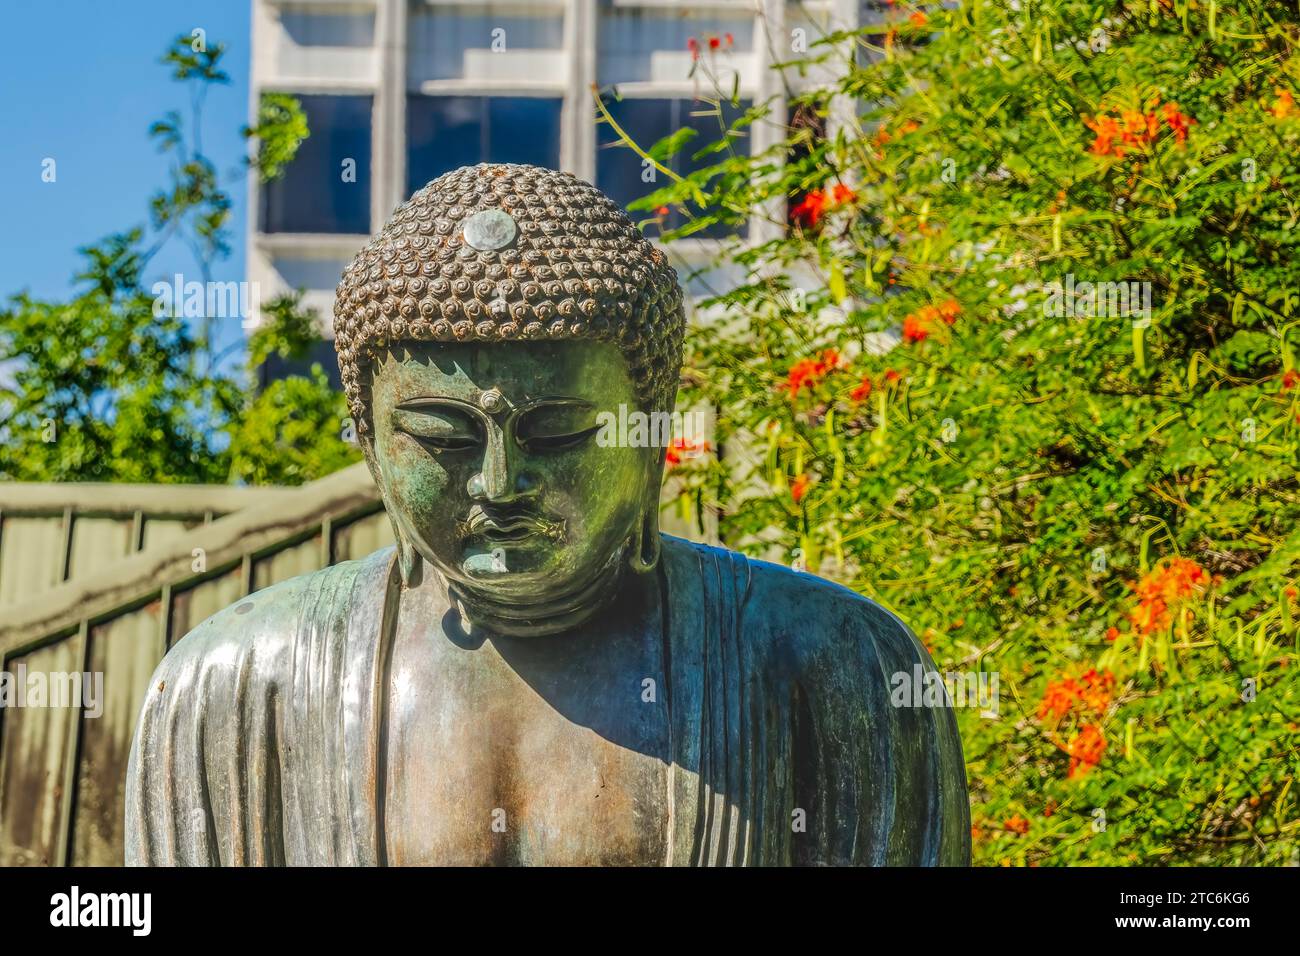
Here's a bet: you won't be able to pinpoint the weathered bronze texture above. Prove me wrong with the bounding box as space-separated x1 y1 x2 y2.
333 163 685 436
125 164 970 866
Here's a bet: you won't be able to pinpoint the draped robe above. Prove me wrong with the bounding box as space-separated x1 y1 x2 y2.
126 536 969 866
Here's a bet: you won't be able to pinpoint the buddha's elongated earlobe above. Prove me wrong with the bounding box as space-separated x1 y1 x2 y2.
396 531 424 588
628 492 661 574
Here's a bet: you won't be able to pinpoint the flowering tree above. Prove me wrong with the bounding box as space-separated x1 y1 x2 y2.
623 2 1300 864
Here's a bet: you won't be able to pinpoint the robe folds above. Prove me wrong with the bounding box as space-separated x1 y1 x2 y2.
126 535 970 866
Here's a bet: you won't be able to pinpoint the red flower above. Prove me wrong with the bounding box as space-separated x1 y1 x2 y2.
790 473 812 503
1039 678 1080 722
665 437 710 470
1087 99 1193 157
724 32 734 47
1128 557 1207 636
1105 626 1120 642
790 188 828 227
832 183 857 205
687 37 699 60
655 205 669 217
1038 669 1114 721
779 348 842 399
901 300 960 344
850 376 873 402
708 36 720 50
1004 815 1030 835
902 314 930 343
1162 102 1192 145
884 368 902 383
1283 369 1300 391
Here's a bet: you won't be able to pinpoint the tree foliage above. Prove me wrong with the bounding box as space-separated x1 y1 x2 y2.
631 1 1300 864
0 35 359 486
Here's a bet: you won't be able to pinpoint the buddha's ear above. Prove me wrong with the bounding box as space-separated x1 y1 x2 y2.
358 429 424 588
394 531 424 588
628 452 664 574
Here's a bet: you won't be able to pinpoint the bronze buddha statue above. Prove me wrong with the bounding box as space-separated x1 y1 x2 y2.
126 163 969 866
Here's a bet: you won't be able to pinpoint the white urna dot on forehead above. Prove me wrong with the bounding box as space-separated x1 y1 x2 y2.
462 209 518 251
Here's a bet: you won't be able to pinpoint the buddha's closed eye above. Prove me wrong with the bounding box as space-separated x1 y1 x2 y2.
516 404 600 453
392 398 600 454
393 405 481 452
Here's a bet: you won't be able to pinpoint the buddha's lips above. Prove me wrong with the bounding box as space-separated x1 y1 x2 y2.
460 510 564 542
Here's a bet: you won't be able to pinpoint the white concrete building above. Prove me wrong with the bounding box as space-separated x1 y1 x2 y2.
246 0 887 346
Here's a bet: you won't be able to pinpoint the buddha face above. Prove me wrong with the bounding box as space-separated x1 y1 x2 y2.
365 339 658 604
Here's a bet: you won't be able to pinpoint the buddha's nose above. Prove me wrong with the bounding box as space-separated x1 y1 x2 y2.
466 432 533 502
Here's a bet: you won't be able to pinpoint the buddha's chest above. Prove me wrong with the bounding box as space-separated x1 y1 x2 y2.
381 604 672 866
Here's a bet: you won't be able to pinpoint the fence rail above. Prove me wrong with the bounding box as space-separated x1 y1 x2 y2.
0 463 389 866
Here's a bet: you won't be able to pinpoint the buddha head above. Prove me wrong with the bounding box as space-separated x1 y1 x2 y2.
333 164 686 633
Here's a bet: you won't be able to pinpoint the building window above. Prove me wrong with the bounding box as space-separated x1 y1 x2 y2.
406 96 562 194
596 97 750 239
596 2 754 86
275 10 375 82
408 3 565 85
259 94 372 234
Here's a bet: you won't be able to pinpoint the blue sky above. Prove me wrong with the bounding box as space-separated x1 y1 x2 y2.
0 1 251 308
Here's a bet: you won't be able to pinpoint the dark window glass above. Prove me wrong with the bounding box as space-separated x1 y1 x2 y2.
259 94 372 234
596 97 749 239
406 96 562 194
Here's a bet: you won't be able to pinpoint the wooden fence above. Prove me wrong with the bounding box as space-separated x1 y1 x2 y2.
0 463 389 866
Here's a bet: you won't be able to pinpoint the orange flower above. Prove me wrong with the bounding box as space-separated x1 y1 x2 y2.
779 349 842 399
1128 557 1207 636
909 11 928 28
1283 369 1300 391
791 473 812 503
884 368 902 383
1068 724 1107 778
902 313 930 343
1271 87 1294 119
1088 99 1192 157
1039 669 1115 720
1004 815 1030 835
1039 678 1080 721
850 376 873 402
790 189 828 227
1086 113 1125 156
832 183 857 205
1105 626 1120 642
1077 668 1116 714
901 300 961 344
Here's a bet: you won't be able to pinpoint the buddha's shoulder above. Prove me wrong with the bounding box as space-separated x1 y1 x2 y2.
161 546 395 670
660 535 927 664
